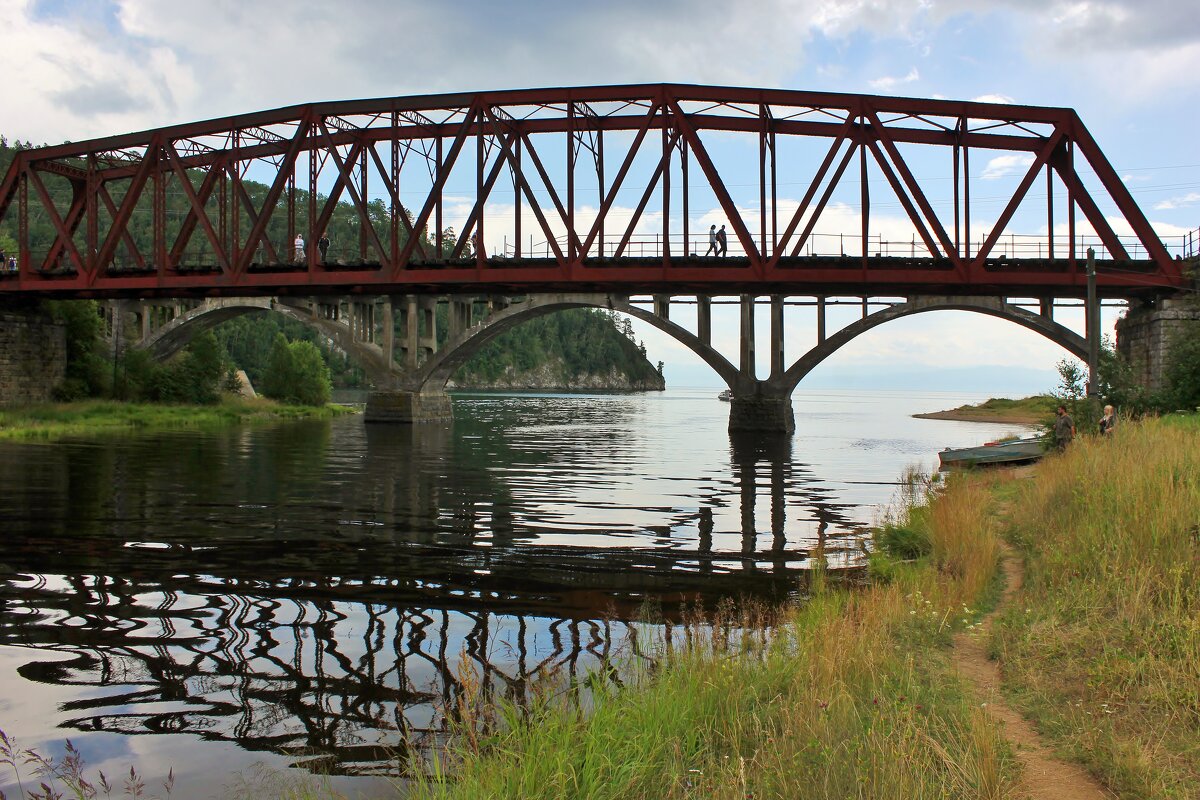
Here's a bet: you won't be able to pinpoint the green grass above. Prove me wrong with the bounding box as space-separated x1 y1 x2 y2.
408 473 1018 799
991 417 1200 798
918 395 1057 424
0 397 356 441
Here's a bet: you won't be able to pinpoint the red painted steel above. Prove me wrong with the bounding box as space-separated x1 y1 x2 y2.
0 84 1185 299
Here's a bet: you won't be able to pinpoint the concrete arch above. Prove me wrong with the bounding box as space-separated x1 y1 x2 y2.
135 297 395 385
408 293 740 392
780 296 1088 392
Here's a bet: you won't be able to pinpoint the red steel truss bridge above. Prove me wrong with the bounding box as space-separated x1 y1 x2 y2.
0 83 1187 300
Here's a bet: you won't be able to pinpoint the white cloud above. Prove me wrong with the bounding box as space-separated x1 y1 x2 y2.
971 93 1016 104
981 154 1035 180
869 67 920 91
1153 192 1200 211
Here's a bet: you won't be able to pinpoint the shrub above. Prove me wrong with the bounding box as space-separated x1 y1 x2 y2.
260 333 332 406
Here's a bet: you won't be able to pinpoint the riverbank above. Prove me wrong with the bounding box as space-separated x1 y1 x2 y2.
409 471 1019 798
0 397 356 441
407 416 1199 799
914 394 1056 424
990 416 1200 797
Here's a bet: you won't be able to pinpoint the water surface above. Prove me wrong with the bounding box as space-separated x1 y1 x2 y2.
0 388 1032 797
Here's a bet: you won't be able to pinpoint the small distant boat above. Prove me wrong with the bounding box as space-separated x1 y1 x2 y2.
718 389 733 402
938 437 1044 469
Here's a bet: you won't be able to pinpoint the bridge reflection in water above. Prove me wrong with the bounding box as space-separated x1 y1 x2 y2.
0 401 867 776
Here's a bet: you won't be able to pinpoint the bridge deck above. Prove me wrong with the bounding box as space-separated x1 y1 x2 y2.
0 256 1172 299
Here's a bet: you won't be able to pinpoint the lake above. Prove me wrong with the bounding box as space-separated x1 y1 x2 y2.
0 388 1034 798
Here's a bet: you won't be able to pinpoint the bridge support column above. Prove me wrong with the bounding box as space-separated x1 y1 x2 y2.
404 297 419 369
769 295 784 378
381 297 395 365
449 298 472 337
739 295 755 374
728 392 795 434
364 390 454 424
1116 296 1200 394
697 295 712 345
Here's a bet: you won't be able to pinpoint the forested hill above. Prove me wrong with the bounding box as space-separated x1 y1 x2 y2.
0 136 664 392
449 309 665 391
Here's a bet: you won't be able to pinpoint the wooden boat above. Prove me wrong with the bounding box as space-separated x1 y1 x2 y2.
718 389 733 402
938 437 1044 469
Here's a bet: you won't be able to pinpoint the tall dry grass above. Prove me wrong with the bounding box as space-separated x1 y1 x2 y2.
993 417 1200 798
408 472 1018 799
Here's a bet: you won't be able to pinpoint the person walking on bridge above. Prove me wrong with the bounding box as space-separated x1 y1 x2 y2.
704 224 718 256
716 224 728 256
318 232 330 265
293 234 305 264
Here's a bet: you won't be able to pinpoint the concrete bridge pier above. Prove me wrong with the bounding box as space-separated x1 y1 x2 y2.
1116 296 1200 394
365 294 454 424
727 294 796 433
728 392 795 433
364 390 455 424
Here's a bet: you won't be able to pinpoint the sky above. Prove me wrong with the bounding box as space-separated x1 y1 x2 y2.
2 0 1199 393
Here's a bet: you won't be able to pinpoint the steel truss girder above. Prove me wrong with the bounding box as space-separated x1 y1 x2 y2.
0 84 1182 298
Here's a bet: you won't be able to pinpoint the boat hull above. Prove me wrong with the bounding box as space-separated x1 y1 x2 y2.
939 438 1044 469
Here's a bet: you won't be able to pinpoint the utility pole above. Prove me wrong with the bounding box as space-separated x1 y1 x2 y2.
1086 247 1100 396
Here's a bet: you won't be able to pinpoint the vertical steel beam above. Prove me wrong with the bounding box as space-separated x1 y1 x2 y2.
359 145 368 261
87 155 98 272
1067 140 1076 269
514 136 522 258
596 128 604 259
1086 247 1099 395
817 296 826 344
1046 162 1054 260
567 102 575 261
391 114 400 267
681 138 689 256
963 133 971 259
153 153 166 273
770 129 777 258
661 112 670 261
309 133 318 268
953 140 960 253
860 134 869 270
436 135 444 259
759 109 767 257
18 171 28 274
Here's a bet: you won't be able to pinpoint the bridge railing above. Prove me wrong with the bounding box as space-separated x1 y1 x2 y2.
509 230 1191 263
1184 227 1200 259
4 230 1190 279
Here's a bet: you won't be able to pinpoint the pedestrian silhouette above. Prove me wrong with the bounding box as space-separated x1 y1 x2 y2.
704 224 718 257
716 225 728 256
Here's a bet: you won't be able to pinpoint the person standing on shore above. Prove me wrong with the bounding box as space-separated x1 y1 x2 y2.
1098 404 1116 436
1054 404 1076 450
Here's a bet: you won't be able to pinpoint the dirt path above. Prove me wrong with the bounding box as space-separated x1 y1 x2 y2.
952 543 1113 799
